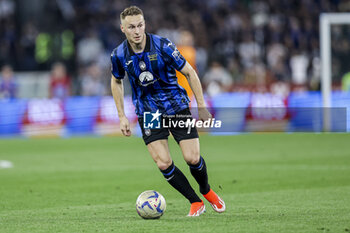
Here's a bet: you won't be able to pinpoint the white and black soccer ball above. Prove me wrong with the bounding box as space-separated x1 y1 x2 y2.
136 190 166 219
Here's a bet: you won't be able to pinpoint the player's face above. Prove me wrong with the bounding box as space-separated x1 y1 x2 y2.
121 15 145 45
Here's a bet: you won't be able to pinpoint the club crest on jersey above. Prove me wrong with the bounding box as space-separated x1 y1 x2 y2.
139 71 156 86
139 61 146 71
145 128 151 136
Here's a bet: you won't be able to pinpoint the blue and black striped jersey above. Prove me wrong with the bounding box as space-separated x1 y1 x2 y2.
111 33 190 117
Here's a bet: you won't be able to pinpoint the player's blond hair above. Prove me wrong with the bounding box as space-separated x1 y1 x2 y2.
120 6 143 21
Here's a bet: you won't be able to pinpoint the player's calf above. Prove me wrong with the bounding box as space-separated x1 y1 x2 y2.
188 156 210 194
160 162 202 204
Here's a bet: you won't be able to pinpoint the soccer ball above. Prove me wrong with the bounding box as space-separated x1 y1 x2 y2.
136 190 166 219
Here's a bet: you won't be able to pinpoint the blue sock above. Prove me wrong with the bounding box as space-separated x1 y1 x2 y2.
189 156 210 195
161 162 201 203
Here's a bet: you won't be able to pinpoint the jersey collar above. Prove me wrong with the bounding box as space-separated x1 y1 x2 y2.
127 33 151 56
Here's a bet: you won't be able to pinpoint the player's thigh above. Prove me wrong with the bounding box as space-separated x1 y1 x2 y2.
147 139 172 170
179 138 200 165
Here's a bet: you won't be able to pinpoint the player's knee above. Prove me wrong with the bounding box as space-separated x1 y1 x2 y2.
183 148 200 164
185 155 200 166
156 159 172 170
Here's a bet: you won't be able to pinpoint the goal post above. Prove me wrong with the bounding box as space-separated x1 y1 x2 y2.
320 13 350 131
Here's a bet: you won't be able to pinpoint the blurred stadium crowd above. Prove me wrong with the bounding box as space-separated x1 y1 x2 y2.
1 0 350 99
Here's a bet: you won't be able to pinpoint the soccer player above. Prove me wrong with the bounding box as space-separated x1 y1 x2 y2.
110 6 225 217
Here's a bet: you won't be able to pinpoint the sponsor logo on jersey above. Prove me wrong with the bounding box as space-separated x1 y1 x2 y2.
139 71 156 86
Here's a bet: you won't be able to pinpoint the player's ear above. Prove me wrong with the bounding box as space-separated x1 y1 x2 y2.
120 23 124 33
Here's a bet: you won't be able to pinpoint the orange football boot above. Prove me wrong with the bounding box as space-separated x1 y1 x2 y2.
203 189 226 213
187 200 206 217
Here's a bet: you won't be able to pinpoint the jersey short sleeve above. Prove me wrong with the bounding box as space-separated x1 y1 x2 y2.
110 51 125 79
161 38 186 71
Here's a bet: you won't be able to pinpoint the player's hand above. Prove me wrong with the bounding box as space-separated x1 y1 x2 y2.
119 116 131 136
198 108 212 122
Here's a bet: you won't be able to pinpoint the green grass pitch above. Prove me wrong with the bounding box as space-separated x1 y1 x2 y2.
0 133 350 233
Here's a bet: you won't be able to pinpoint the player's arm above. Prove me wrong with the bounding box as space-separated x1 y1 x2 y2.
180 62 212 121
111 76 131 136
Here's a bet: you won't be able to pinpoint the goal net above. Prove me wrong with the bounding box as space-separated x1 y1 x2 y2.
320 13 350 131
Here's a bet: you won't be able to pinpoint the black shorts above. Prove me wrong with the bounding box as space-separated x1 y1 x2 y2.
138 108 199 145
